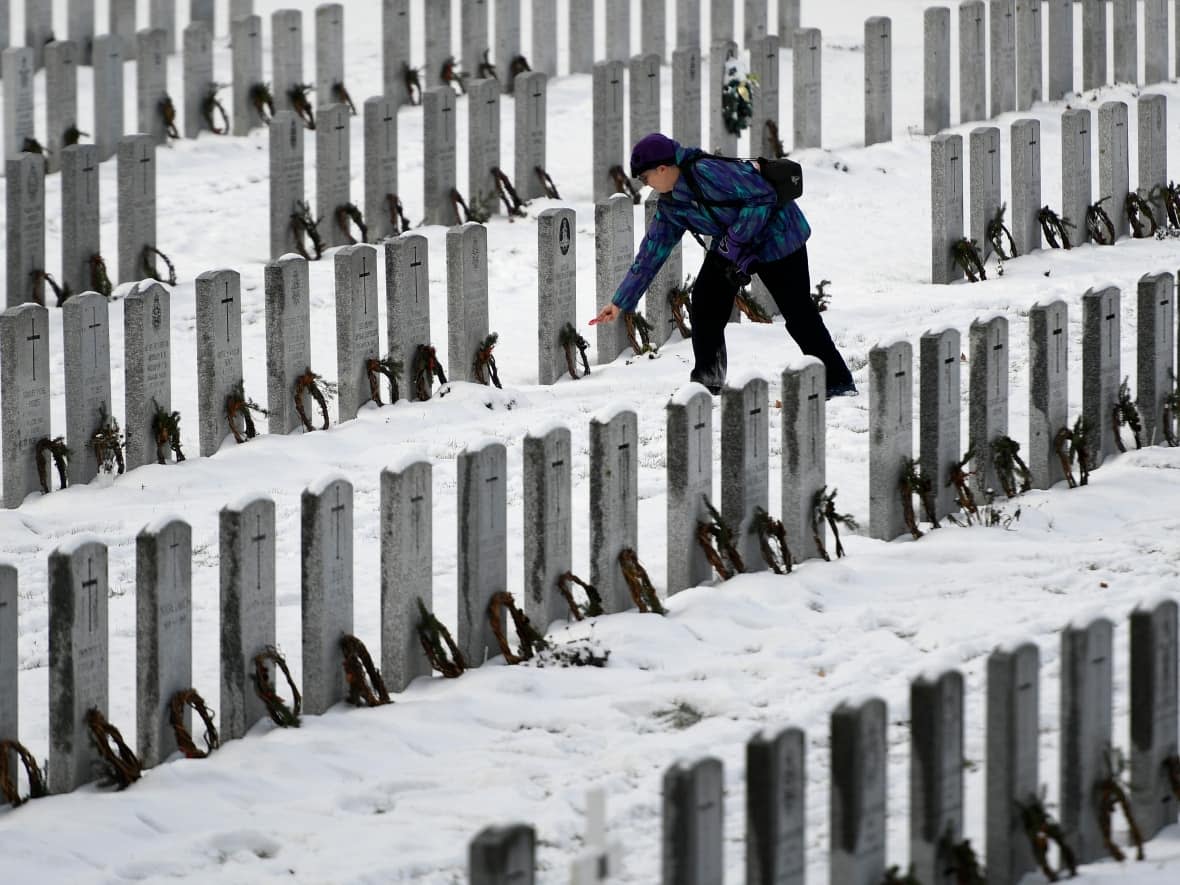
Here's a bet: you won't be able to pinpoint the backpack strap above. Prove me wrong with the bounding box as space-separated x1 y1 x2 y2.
676 153 773 252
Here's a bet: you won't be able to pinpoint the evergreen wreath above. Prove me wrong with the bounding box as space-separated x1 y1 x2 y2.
720 56 756 136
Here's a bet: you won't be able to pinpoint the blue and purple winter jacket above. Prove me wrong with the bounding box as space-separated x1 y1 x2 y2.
611 145 811 312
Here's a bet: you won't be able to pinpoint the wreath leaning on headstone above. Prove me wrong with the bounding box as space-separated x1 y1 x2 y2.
720 56 756 136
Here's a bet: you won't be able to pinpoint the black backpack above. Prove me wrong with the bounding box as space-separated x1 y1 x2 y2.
677 152 804 215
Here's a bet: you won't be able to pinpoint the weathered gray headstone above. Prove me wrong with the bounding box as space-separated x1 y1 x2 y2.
470 824 536 885
47 539 109 793
2 48 35 165
195 269 244 456
630 52 661 146
830 698 888 885
219 496 276 741
595 194 634 363
532 0 557 74
424 0 451 89
364 96 400 242
62 292 113 486
589 407 639 613
537 208 577 385
124 282 172 471
384 233 433 400
334 244 381 421
642 0 666 61
919 328 960 522
924 7 950 135
746 727 805 885
68 0 96 66
1113 0 1137 84
781 358 825 563
1137 93 1167 225
1060 618 1114 864
423 87 458 226
317 103 352 249
231 16 263 136
523 425 572 630
569 0 594 74
495 0 522 92
461 0 489 77
1136 272 1175 446
136 29 169 146
269 112 305 260
150 0 176 54
301 476 353 715
5 153 44 309
315 3 344 109
1062 108 1091 246
0 304 50 507
869 340 913 541
662 757 724 885
672 46 701 148
272 9 303 116
0 567 16 760
677 0 700 50
959 2 986 124
969 126 1002 261
709 40 739 155
25 0 53 68
864 17 891 147
749 35 780 157
1082 285 1121 465
986 642 1039 883
264 253 313 435
447 222 490 383
135 517 191 768
990 0 1016 116
1015 0 1042 111
190 0 214 32
910 671 964 885
383 0 411 106
593 60 627 203
1099 101 1130 240
1081 0 1105 90
606 0 630 62
645 191 683 348
712 0 734 42
457 440 507 666
1129 600 1179 840
744 0 768 45
466 78 500 217
931 133 964 284
667 384 713 594
45 41 79 175
515 71 548 201
1047 0 1072 100
792 29 821 150
183 21 214 139
1011 118 1041 254
1028 300 1068 490
380 458 433 691
111 0 137 60
117 135 157 284
92 36 123 163
1144 0 1168 83
721 376 768 571
968 315 1008 498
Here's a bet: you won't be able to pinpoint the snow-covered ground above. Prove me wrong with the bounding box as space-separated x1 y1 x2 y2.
2 0 1180 882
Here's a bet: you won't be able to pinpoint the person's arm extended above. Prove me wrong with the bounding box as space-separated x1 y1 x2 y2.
609 207 684 312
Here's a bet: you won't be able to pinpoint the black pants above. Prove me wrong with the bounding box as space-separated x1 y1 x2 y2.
688 245 854 391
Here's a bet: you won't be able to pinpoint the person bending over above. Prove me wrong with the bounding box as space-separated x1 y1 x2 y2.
592 133 857 398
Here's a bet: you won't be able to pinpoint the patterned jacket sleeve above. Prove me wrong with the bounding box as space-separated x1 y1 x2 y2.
611 204 685 312
697 158 777 269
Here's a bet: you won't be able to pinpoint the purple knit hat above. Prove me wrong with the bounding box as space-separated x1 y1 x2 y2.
630 133 679 178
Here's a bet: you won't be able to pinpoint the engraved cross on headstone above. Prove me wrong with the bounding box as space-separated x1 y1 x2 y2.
894 354 906 405
331 486 345 560
992 330 1003 395
944 342 955 404
485 473 499 530
809 41 818 77
617 440 631 484
358 254 372 314
82 558 99 633
410 492 425 552
609 72 621 112
1106 302 1117 356
1052 319 1063 373
409 247 423 304
88 307 103 368
251 513 267 590
949 149 960 197
532 81 544 126
988 144 997 185
551 457 565 518
221 282 234 342
808 376 820 458
139 144 152 195
1078 127 1088 165
749 405 762 457
693 416 707 473
570 788 625 884
335 116 347 155
382 110 394 150
82 156 97 202
26 316 41 380
168 538 181 586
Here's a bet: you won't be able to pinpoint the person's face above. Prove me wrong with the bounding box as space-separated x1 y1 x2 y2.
639 164 679 194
